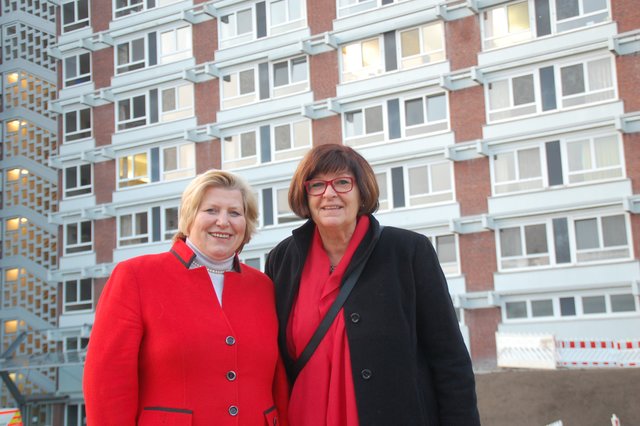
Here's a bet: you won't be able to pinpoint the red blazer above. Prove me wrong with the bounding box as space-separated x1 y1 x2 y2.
83 239 288 426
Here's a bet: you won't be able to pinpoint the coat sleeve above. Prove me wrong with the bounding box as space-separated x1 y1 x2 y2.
412 235 481 425
272 355 290 426
83 261 144 425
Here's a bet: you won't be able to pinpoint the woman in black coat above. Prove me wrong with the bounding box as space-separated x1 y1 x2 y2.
266 144 480 425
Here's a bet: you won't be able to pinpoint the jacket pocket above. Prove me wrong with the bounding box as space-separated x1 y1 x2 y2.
139 406 193 426
263 405 279 426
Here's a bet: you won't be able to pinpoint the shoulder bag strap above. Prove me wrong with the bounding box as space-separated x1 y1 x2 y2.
292 225 384 381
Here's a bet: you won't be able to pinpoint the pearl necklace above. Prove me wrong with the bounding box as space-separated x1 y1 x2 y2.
192 260 231 275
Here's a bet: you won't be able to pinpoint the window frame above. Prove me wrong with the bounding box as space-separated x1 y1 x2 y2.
64 220 93 255
116 93 149 131
118 209 150 247
63 52 91 87
63 278 93 313
117 151 150 189
62 0 90 33
63 163 93 199
398 21 446 70
340 36 384 83
63 108 92 142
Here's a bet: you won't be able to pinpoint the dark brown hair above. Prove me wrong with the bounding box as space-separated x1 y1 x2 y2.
289 144 379 218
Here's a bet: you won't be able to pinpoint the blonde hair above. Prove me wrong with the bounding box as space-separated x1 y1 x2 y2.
174 170 258 253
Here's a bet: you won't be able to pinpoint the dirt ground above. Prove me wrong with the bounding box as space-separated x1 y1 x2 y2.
475 368 640 426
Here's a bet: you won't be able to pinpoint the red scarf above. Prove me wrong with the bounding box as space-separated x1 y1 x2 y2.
286 215 370 426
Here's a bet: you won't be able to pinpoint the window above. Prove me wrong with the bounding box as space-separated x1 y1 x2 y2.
566 134 623 183
162 143 195 180
483 1 532 49
432 234 458 275
222 69 257 109
65 336 89 352
337 0 378 18
65 403 87 426
503 292 637 322
574 214 629 262
560 57 614 108
269 0 305 35
341 37 382 82
276 187 297 223
64 278 93 312
116 37 146 74
115 0 144 18
404 93 447 136
65 221 92 254
223 131 257 168
163 207 179 240
118 152 149 188
555 0 609 33
273 120 311 161
344 105 384 146
488 73 536 121
64 164 92 198
64 53 91 87
493 147 543 194
62 0 89 33
117 94 147 130
407 162 453 206
161 84 194 122
64 109 92 142
499 223 550 269
399 22 445 69
160 26 192 64
375 172 389 210
272 56 308 97
119 211 149 246
219 8 254 47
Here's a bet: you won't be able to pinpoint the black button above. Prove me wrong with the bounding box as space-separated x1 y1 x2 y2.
225 336 236 345
228 405 238 416
361 369 372 380
226 371 237 381
350 313 360 323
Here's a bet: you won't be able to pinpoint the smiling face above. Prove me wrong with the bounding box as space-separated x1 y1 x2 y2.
307 171 361 234
187 187 246 261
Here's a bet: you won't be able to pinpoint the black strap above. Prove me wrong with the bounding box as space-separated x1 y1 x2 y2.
292 225 384 381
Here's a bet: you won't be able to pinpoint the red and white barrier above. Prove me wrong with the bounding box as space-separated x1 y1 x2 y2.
496 333 640 369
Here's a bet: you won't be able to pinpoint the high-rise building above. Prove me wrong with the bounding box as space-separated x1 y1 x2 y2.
1 0 639 424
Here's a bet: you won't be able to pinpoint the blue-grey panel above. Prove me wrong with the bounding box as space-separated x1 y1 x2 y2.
381 0 393 4
152 206 161 242
534 0 551 37
259 62 270 100
539 66 556 111
552 217 571 264
387 98 400 139
391 166 405 208
149 89 158 123
545 140 563 186
147 0 156 8
148 32 157 67
260 125 271 163
262 188 274 226
383 31 397 72
150 147 160 182
256 2 267 38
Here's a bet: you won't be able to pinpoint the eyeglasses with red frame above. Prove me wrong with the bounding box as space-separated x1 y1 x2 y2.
304 176 354 196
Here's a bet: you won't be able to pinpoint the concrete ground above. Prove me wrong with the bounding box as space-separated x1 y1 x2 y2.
475 368 639 426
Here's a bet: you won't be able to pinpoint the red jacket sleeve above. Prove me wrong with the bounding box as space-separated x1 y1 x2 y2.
83 261 144 425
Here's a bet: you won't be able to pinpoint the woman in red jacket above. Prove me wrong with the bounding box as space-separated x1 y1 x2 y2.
83 170 288 426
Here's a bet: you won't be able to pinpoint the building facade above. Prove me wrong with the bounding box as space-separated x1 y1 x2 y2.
1 0 639 424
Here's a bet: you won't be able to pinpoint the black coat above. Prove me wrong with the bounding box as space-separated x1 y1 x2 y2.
266 215 481 426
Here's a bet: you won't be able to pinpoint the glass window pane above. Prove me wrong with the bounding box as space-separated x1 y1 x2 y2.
518 148 541 179
567 140 591 171
270 0 286 25
273 62 289 87
494 152 516 182
65 281 77 303
611 294 635 312
80 279 92 300
513 75 535 105
601 215 627 247
584 0 607 13
583 295 606 314
560 297 576 316
376 173 387 200
132 38 145 62
345 111 363 137
436 235 456 263
506 301 527 319
561 64 585 96
237 9 253 34
163 147 177 171
400 29 420 57
120 215 132 237
239 70 255 94
524 224 547 255
162 89 176 112
405 98 424 126
364 106 383 133
291 57 307 83
587 58 612 91
240 132 256 157
489 80 510 109
531 299 553 317
361 39 380 68
431 162 451 192
408 166 428 195
556 0 579 20
275 124 291 150
423 22 443 52
575 218 599 249
427 94 446 122
507 1 530 32
594 135 619 168
500 228 522 257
